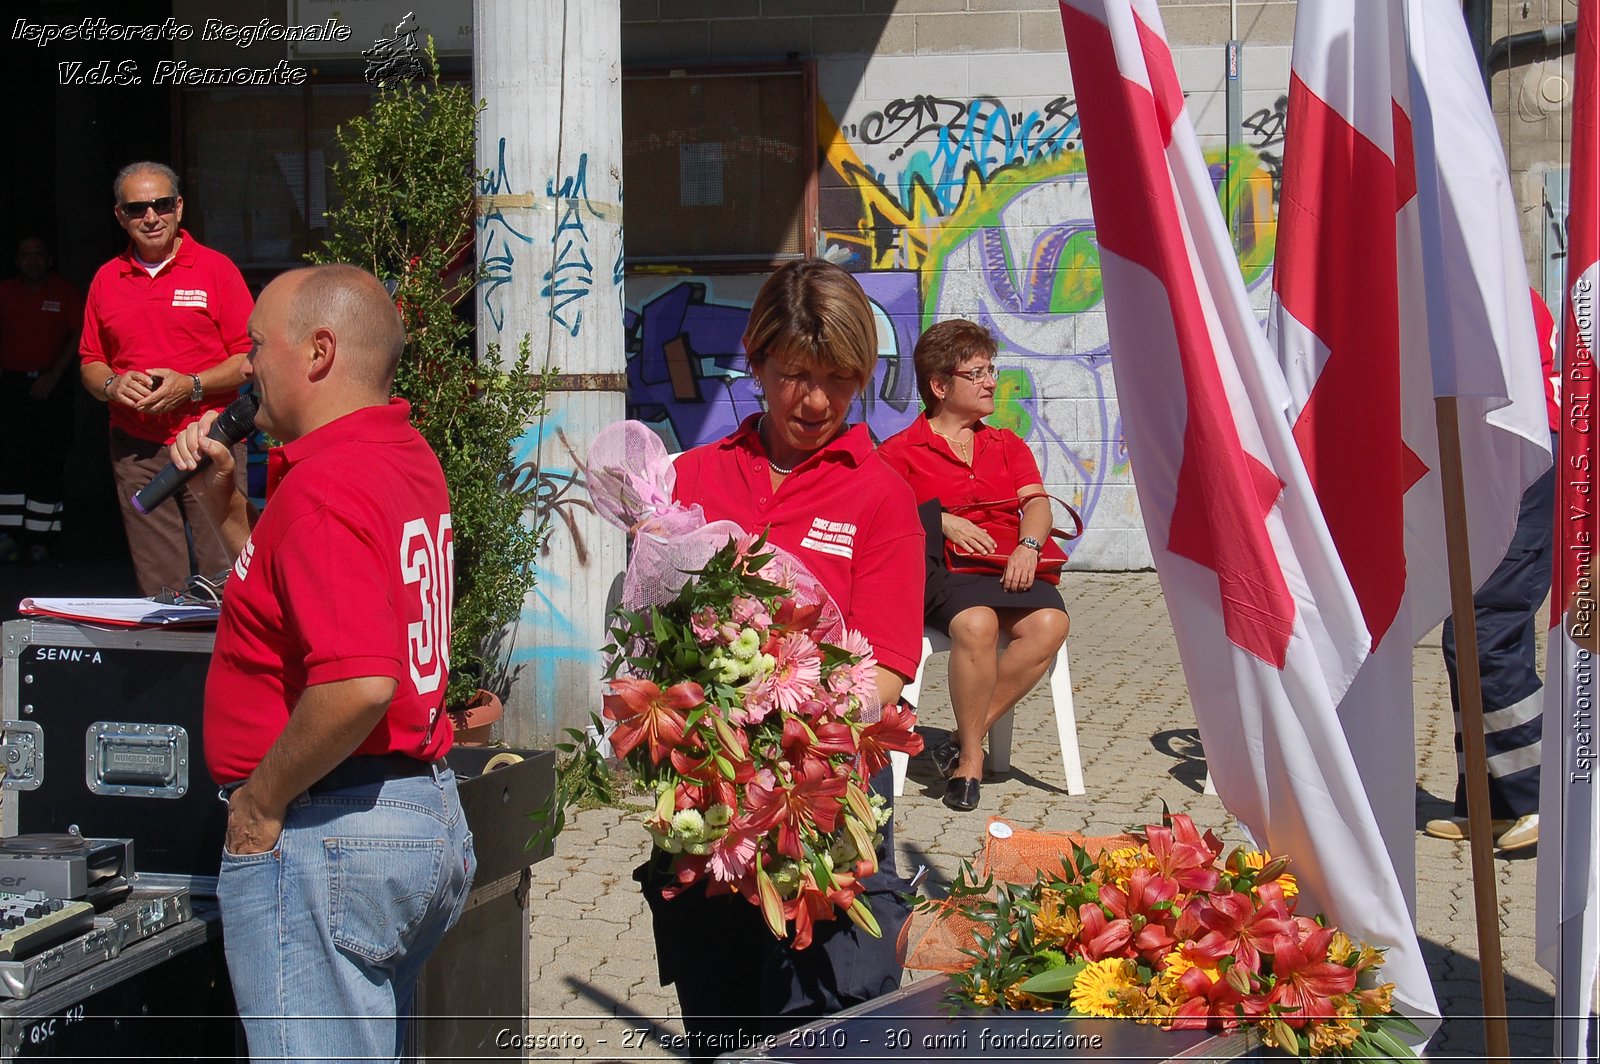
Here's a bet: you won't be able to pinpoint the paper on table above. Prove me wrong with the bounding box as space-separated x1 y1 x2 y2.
18 597 221 627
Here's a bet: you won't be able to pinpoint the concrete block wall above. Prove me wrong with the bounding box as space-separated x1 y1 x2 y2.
621 1 1294 570
1486 0 1582 311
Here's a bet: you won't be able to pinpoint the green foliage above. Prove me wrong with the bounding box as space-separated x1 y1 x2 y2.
525 715 622 854
311 47 550 707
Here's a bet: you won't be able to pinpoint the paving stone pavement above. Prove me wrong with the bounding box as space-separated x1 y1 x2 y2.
518 572 1558 1062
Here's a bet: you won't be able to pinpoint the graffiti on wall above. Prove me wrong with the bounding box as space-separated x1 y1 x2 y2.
477 137 535 333
621 91 1282 566
504 413 599 701
477 140 618 338
1241 94 1289 200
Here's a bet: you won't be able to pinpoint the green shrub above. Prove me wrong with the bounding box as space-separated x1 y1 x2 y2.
312 49 549 708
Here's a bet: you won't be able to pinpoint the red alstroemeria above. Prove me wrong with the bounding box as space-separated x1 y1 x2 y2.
1168 966 1269 1031
779 867 838 950
1184 884 1294 972
1098 867 1180 963
603 677 703 764
1145 814 1223 892
1077 901 1133 960
740 762 848 860
770 597 825 639
1266 925 1358 1024
857 699 925 777
780 716 857 768
659 853 709 900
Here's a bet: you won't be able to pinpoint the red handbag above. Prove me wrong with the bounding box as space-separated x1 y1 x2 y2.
942 493 1084 585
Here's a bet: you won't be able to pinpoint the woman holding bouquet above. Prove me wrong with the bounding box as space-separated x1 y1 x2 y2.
636 259 925 1062
877 319 1070 812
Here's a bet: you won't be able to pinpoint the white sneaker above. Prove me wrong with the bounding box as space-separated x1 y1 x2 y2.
1423 816 1513 841
1495 813 1539 852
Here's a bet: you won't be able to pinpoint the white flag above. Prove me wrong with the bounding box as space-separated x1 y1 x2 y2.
1269 0 1552 973
1057 0 1434 1025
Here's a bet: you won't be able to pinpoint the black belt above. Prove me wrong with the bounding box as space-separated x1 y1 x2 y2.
308 754 445 794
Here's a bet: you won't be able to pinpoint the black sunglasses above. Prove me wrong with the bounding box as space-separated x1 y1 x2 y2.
119 196 178 218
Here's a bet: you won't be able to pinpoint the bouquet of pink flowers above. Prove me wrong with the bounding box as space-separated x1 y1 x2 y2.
587 423 923 948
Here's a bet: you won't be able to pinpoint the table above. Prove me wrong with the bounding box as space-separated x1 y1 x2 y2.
715 975 1263 1063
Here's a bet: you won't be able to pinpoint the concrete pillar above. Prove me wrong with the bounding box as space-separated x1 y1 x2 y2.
474 0 626 748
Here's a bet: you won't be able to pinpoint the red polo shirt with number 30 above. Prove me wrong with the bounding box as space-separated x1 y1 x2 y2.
204 401 454 785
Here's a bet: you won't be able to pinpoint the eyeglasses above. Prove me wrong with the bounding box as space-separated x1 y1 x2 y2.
119 196 178 218
950 366 998 383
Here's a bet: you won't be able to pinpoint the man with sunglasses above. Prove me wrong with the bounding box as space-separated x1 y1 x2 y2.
79 161 252 596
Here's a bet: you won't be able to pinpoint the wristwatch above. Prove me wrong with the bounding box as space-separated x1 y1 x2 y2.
189 374 204 403
1018 536 1043 552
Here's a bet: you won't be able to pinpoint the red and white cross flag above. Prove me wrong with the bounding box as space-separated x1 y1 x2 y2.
1056 0 1434 1023
1538 1 1599 1056
1268 0 1552 976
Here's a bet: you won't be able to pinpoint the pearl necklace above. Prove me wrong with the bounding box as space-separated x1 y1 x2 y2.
758 415 798 475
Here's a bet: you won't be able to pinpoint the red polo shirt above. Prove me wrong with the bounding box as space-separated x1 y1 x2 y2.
672 414 925 680
0 275 82 373
1532 288 1559 432
204 400 454 785
80 230 252 444
878 415 1068 566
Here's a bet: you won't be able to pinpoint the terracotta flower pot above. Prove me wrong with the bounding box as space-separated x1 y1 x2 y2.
449 688 503 746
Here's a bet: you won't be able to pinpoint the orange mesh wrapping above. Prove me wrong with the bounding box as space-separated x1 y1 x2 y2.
904 818 1139 974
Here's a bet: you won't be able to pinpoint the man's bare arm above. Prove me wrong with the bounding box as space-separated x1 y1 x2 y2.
223 676 398 855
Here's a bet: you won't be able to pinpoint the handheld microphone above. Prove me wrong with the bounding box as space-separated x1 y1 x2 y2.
132 391 260 515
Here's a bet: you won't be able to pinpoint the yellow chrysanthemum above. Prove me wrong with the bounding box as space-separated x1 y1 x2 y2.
1069 957 1140 1018
1237 849 1299 898
1033 887 1083 945
1308 1020 1362 1055
970 978 999 1008
1101 845 1156 883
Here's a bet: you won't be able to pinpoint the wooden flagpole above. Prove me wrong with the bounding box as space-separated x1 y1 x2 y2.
1433 396 1512 1062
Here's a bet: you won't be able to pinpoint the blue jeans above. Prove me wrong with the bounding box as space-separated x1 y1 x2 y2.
218 764 476 1063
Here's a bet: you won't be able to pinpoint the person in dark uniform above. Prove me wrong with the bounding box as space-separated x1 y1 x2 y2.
0 237 82 562
1424 289 1560 852
877 319 1071 812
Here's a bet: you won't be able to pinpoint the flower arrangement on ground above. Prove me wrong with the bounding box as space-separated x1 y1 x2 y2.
924 812 1422 1060
602 531 923 949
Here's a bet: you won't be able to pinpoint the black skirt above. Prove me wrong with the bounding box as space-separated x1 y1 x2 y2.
919 499 1067 634
634 764 911 1064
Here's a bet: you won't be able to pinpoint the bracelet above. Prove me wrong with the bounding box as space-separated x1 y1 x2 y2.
101 374 117 400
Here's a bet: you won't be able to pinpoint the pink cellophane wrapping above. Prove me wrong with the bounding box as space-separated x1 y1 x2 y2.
587 421 880 722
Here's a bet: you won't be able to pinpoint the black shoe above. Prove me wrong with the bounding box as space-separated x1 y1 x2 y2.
930 740 960 778
944 776 981 811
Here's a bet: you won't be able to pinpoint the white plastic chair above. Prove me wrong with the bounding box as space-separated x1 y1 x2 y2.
891 628 1085 797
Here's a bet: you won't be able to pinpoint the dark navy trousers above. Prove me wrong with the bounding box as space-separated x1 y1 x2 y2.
1440 433 1557 819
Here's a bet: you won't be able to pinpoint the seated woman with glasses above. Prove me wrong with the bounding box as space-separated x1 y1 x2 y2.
877 319 1070 812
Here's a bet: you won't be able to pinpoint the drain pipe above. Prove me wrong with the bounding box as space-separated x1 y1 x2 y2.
1465 0 1578 90
1485 22 1578 81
